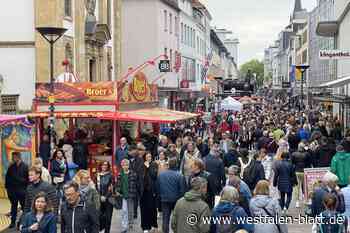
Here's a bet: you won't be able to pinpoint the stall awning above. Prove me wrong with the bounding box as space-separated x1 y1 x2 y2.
28 112 108 118
0 114 26 125
101 108 199 123
319 76 350 88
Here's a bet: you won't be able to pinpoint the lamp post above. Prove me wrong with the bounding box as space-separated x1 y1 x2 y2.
296 64 310 111
36 27 67 149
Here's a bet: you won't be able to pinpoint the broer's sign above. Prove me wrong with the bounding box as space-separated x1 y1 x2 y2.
319 50 350 60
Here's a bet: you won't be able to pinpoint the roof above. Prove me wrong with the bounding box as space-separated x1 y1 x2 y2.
161 0 180 11
319 76 350 88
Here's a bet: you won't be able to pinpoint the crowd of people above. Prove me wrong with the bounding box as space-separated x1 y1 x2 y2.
4 97 350 233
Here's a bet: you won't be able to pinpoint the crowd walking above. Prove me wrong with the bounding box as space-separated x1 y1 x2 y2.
5 96 350 233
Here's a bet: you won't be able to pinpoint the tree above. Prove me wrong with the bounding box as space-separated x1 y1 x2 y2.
239 59 264 88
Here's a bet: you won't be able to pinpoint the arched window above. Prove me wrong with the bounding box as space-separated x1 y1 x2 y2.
65 43 74 72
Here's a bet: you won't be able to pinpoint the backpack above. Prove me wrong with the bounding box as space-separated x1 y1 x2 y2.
241 159 256 189
216 206 241 233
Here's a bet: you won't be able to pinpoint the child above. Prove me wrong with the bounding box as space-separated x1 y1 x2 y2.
116 159 138 233
318 194 345 233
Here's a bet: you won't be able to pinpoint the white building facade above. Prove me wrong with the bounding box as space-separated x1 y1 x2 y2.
122 0 180 109
0 0 36 111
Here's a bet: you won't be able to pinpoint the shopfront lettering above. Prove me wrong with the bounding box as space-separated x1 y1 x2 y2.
85 88 111 96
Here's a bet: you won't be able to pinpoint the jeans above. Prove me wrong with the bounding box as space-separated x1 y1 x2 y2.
121 198 134 232
161 201 176 233
280 192 292 210
8 192 25 224
100 201 114 233
133 196 139 219
295 172 304 201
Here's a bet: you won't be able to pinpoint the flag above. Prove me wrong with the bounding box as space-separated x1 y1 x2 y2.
296 68 302 81
201 51 213 83
290 65 295 82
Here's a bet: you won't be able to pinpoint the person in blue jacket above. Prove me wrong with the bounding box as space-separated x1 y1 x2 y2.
211 186 253 233
20 192 57 233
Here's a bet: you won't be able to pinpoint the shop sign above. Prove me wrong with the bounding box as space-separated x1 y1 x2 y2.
118 72 158 103
180 80 189 89
35 82 116 103
304 167 329 200
159 60 171 72
130 72 148 101
319 50 350 60
282 82 291 88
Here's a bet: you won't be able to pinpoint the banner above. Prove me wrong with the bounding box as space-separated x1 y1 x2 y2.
35 82 116 103
118 72 158 103
304 167 329 200
0 122 35 186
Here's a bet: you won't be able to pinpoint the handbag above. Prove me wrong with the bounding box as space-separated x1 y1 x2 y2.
108 195 122 210
53 176 64 184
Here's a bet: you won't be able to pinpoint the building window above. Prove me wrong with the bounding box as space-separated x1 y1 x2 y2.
164 10 168 32
169 13 173 34
65 43 74 72
164 47 168 57
65 0 72 17
107 0 111 29
170 49 173 71
181 23 184 43
107 53 112 81
175 17 178 36
89 59 96 82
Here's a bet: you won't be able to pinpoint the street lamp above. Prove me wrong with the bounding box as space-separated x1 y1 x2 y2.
296 64 310 111
36 27 67 149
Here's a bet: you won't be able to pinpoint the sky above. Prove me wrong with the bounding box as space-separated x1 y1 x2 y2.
201 0 317 66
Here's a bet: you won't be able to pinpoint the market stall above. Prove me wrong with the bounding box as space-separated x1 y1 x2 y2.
32 71 198 177
0 115 36 198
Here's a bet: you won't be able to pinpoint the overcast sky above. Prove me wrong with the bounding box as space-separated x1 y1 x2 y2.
201 0 317 66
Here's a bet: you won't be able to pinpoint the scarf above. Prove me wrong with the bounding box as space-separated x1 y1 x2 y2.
120 170 129 199
80 184 90 199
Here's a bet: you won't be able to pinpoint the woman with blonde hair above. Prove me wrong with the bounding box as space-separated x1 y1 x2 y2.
249 180 287 233
33 158 51 183
73 170 100 210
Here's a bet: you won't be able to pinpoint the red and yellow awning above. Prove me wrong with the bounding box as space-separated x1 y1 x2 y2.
101 108 199 123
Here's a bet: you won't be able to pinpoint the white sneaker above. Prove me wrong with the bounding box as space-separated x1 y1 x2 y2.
296 201 300 208
283 207 287 215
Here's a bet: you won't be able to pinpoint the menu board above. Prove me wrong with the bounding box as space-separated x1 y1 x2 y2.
304 167 329 200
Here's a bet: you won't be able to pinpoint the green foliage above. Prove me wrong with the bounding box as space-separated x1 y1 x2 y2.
239 59 264 87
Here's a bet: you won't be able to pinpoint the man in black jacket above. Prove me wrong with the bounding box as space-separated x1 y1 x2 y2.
128 145 144 219
5 152 29 228
204 143 226 193
24 167 58 214
61 181 99 233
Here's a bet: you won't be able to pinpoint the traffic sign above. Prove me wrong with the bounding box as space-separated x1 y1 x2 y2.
231 88 236 94
159 60 171 72
282 82 291 88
